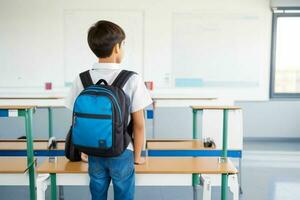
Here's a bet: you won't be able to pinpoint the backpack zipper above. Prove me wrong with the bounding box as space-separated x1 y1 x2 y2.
79 90 122 123
74 112 112 119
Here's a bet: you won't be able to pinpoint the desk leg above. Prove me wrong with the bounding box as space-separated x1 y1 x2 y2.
51 173 57 200
193 173 200 200
192 110 197 139
192 109 203 199
193 109 200 199
222 110 229 157
221 174 228 200
24 108 36 200
152 101 156 139
221 109 229 200
192 109 203 140
48 107 53 138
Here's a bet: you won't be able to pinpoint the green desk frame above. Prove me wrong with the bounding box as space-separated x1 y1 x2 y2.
191 106 240 200
0 106 36 200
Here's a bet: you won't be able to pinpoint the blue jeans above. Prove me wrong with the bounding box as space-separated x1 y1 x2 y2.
88 150 135 200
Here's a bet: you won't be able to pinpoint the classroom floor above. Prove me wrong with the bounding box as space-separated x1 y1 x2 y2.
1 140 300 200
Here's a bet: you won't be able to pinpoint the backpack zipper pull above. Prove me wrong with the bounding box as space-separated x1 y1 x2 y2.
73 116 77 126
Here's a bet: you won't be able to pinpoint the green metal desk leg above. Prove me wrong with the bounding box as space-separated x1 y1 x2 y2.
51 173 57 200
192 109 204 140
192 109 197 139
221 109 229 200
221 174 228 200
192 109 203 199
222 109 229 157
193 173 201 200
48 107 53 138
24 108 36 200
192 109 197 199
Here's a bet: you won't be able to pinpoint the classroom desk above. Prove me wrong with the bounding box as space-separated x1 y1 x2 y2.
146 139 240 200
0 157 31 185
191 105 243 195
150 96 230 139
0 95 65 139
0 96 65 200
0 139 239 200
0 98 65 198
0 105 36 200
36 156 238 200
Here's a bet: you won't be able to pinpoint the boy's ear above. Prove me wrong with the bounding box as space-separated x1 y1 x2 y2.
114 43 120 54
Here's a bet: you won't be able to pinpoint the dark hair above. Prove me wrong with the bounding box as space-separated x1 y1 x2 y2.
87 20 125 58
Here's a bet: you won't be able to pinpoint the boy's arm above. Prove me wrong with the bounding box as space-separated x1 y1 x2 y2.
132 109 146 164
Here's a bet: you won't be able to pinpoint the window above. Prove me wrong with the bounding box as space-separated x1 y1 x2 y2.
270 10 300 98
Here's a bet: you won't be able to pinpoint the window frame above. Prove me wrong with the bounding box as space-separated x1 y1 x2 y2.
270 11 300 98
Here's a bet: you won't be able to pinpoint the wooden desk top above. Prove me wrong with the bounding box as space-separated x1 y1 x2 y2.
146 140 212 150
190 106 241 110
37 157 238 174
0 105 36 109
135 157 237 174
0 140 65 150
0 157 28 173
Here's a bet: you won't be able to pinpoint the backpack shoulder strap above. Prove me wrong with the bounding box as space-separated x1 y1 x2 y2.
79 70 93 89
112 70 136 88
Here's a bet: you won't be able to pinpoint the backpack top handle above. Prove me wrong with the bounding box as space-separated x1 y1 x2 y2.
96 79 108 86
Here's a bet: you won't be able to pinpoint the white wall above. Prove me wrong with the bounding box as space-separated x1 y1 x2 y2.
271 0 300 7
0 0 64 88
0 0 272 100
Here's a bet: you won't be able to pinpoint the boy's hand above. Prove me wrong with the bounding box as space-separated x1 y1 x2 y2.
134 157 146 165
81 153 88 163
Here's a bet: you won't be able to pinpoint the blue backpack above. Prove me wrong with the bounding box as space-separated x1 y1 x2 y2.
71 69 136 157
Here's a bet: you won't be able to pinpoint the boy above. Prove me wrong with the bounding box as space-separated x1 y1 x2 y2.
66 20 152 200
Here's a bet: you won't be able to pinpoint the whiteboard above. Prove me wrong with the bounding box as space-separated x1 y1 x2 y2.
172 12 265 88
64 10 144 83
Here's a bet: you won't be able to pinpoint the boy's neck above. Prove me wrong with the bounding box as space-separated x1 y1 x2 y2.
98 57 119 64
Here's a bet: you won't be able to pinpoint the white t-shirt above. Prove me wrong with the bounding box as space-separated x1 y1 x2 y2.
65 62 153 151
